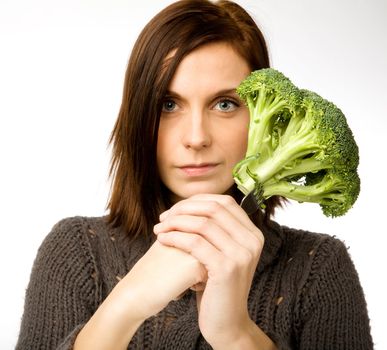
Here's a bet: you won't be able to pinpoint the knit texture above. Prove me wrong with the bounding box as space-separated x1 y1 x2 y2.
16 216 373 349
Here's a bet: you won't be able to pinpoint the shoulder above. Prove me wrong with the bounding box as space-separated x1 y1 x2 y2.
39 216 150 286
38 216 108 251
278 225 361 300
262 221 351 274
268 223 361 300
48 215 110 236
280 224 350 263
34 216 111 275
22 217 109 330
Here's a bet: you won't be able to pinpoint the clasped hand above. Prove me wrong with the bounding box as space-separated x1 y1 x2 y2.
154 194 265 348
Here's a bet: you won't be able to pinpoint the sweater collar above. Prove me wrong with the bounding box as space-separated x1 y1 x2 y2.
256 219 284 273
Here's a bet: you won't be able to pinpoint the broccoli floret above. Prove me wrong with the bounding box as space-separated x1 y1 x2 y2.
237 69 302 161
233 68 360 217
263 169 360 217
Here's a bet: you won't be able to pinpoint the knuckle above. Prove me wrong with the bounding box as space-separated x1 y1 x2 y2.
185 256 206 283
196 216 210 231
257 234 265 250
206 201 221 215
235 249 254 267
195 264 207 283
164 214 178 225
170 199 188 215
222 194 236 206
190 235 203 250
251 229 265 247
242 249 255 264
223 260 238 276
189 256 201 270
250 236 264 259
191 257 202 270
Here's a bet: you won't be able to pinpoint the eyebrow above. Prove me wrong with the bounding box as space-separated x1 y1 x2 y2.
165 88 239 99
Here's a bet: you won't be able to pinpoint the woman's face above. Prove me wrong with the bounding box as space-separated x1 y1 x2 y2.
157 42 251 202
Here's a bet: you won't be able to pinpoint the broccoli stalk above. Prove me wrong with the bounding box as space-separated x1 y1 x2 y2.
233 68 360 217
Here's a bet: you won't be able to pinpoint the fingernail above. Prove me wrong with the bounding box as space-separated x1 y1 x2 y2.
157 232 168 243
159 210 170 221
153 223 162 234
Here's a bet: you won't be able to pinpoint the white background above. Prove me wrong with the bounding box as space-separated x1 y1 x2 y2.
1 0 386 348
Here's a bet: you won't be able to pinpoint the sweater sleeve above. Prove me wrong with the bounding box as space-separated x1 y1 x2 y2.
16 217 100 350
297 237 373 350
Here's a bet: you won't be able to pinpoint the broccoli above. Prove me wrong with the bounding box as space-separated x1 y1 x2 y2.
233 68 360 217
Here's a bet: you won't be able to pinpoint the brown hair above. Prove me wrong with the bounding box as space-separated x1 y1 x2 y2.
107 0 282 238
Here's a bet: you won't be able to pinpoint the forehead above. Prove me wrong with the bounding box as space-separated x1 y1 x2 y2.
168 42 251 94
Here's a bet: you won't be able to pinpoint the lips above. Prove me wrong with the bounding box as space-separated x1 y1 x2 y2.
178 163 219 176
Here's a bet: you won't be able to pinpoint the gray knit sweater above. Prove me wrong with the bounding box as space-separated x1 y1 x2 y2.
16 216 373 349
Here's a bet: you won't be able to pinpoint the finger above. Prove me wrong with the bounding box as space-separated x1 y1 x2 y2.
157 231 256 284
190 282 206 292
157 231 229 273
195 289 203 314
155 215 243 259
162 194 259 235
158 198 264 251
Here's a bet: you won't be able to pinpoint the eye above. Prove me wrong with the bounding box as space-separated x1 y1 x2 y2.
162 99 177 112
214 99 239 112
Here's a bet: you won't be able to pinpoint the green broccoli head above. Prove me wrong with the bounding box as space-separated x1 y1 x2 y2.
236 68 302 159
301 89 359 171
233 68 360 217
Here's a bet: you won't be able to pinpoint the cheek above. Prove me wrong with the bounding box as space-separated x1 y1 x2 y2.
231 118 249 160
156 122 180 180
156 127 168 172
234 134 248 162
157 122 171 160
219 125 248 169
238 124 248 151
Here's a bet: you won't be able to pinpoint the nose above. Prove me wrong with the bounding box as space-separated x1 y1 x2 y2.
182 109 212 150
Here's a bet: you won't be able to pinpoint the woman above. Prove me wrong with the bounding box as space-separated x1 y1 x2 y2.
16 1 373 349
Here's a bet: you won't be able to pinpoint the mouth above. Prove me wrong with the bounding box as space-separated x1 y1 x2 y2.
178 163 219 176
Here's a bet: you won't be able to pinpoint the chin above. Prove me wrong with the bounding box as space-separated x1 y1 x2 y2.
174 182 233 199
